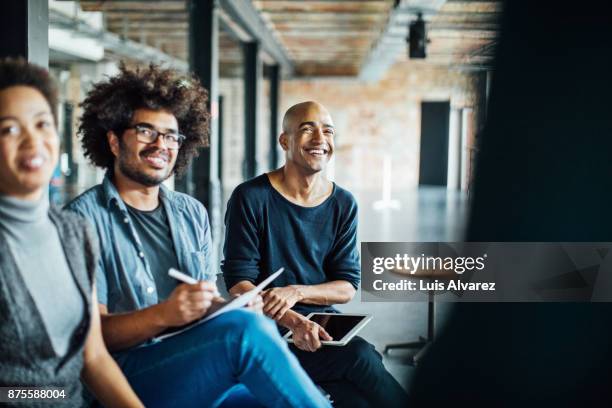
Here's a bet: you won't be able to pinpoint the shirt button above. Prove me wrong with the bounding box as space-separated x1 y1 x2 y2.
139 251 145 258
123 217 129 223
146 286 155 294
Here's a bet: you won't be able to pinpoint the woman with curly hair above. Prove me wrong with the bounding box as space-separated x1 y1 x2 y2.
65 64 330 408
0 57 143 407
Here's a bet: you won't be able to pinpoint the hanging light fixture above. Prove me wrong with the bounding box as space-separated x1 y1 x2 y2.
408 12 427 59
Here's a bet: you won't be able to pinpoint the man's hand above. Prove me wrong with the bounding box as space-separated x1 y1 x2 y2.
290 316 333 352
246 294 264 313
262 286 303 320
160 282 216 327
229 293 264 314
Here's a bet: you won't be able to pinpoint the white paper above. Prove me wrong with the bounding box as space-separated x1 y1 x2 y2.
156 267 284 341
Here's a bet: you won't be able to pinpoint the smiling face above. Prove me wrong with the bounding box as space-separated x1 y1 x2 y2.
108 108 179 187
0 86 59 200
280 102 335 174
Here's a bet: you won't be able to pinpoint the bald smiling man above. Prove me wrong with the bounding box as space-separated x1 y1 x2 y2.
222 101 409 407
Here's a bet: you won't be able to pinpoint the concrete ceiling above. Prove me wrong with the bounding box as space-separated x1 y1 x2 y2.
78 0 245 77
359 0 501 80
253 0 395 76
77 0 501 78
79 1 189 60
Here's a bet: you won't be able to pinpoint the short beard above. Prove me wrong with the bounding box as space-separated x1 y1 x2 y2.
116 141 171 187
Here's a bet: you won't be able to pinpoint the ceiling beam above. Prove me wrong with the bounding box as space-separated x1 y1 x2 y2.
394 12 501 24
295 64 359 77
438 2 502 13
261 9 387 15
107 22 188 30
255 1 390 14
105 13 188 21
80 1 186 12
111 30 187 37
102 11 187 17
265 13 387 22
219 0 294 76
279 31 381 37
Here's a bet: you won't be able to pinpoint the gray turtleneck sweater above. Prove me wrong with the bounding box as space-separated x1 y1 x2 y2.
0 193 84 357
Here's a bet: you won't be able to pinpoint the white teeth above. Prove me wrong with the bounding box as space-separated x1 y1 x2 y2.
25 156 44 168
145 156 167 167
31 157 43 166
307 149 325 155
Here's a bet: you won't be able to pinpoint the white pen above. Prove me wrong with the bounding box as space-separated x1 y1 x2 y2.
168 268 221 297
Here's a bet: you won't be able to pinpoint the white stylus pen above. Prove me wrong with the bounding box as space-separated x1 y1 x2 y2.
168 268 221 297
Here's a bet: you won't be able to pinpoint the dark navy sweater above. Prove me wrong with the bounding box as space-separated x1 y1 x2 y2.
222 174 360 316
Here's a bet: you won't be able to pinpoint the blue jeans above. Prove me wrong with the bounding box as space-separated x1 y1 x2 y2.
114 310 330 408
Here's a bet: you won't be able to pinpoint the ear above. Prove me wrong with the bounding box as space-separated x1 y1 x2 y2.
279 132 289 151
107 131 120 158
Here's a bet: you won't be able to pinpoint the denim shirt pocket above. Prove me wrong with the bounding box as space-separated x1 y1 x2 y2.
189 250 215 282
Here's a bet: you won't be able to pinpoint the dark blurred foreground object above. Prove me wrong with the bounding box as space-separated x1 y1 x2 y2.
409 0 612 406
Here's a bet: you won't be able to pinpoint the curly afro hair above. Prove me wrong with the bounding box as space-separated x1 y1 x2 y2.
79 63 210 177
0 57 58 124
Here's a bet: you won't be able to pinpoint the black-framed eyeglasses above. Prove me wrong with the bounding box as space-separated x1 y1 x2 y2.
125 123 186 150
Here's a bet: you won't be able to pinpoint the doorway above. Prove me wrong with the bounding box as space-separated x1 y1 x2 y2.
418 101 450 186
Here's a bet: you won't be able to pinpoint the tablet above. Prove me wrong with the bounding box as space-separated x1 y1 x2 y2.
283 313 372 346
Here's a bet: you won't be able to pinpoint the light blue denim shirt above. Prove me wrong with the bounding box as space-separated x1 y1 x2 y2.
65 174 213 314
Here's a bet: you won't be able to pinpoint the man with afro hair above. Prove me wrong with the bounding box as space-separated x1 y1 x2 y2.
66 63 330 408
